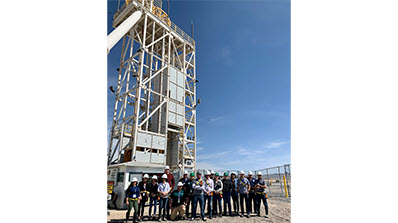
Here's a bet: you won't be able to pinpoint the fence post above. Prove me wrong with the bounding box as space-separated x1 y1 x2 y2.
278 167 283 195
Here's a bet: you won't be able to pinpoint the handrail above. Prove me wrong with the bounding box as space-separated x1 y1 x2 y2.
113 0 195 47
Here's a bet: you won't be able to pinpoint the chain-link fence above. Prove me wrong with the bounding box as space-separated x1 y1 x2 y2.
196 164 291 197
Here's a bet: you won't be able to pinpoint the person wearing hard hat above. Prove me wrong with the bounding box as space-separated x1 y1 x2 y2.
169 181 187 220
210 170 215 180
148 175 159 220
183 172 195 218
125 177 142 223
221 172 233 216
164 165 175 219
158 174 171 221
254 172 268 218
192 171 206 221
213 173 223 218
137 174 149 221
179 170 189 184
203 171 214 219
230 172 240 216
209 170 216 217
247 171 257 215
237 170 250 218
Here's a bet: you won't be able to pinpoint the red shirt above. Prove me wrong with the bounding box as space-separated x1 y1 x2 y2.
167 173 175 189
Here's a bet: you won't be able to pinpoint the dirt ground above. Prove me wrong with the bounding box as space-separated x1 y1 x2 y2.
108 196 290 223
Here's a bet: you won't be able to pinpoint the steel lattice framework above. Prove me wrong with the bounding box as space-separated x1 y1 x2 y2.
107 0 197 174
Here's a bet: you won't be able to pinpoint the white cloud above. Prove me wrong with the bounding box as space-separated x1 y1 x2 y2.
197 147 204 151
209 116 224 123
264 140 289 149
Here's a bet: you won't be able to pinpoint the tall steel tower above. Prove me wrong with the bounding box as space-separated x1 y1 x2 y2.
107 0 197 178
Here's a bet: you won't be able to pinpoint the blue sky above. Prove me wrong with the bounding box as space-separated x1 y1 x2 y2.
107 0 290 171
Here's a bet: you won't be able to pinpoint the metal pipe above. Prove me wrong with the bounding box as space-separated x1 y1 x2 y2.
107 10 143 54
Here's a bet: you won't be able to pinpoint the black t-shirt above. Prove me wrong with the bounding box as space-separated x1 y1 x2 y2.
148 182 159 196
222 178 233 192
183 179 194 195
138 181 149 196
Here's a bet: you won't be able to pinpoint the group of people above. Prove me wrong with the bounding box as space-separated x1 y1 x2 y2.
124 165 269 222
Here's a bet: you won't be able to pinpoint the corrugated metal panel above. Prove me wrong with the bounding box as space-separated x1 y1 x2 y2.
136 132 152 148
176 86 184 102
151 153 165 164
176 104 184 115
170 82 177 100
136 151 151 162
169 101 176 113
152 135 166 150
176 114 184 126
177 71 185 87
169 67 177 83
168 112 176 124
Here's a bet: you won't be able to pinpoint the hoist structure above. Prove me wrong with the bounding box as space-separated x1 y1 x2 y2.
107 0 197 177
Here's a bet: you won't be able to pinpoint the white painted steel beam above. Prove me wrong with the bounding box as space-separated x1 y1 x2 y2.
107 10 142 54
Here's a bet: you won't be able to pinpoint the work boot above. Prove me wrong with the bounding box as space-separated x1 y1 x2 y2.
133 213 137 223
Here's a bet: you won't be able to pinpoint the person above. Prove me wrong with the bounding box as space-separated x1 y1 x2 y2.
179 170 189 184
213 173 223 218
203 171 214 219
192 171 206 221
125 177 142 223
158 174 171 221
148 175 159 220
183 172 195 218
230 172 240 216
210 170 215 180
137 174 149 221
169 182 187 220
221 172 232 216
247 171 257 215
111 190 119 210
237 170 250 218
164 165 175 219
255 171 269 218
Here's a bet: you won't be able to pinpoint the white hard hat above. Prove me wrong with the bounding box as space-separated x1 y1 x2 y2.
230 172 236 176
257 171 263 176
165 165 170 170
184 170 188 174
143 174 149 178
210 170 215 174
248 171 253 175
177 182 184 187
152 175 158 180
132 177 138 182
205 171 211 175
239 170 245 175
162 174 168 179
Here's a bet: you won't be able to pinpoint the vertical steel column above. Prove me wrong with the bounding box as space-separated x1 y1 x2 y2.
132 13 148 161
108 35 127 165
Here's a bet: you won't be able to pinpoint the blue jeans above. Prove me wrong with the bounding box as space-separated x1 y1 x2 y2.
192 194 204 219
256 193 268 215
222 191 232 215
159 197 168 218
204 195 213 218
149 196 158 216
213 193 222 215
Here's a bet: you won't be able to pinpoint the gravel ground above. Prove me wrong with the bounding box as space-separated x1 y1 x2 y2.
108 197 290 223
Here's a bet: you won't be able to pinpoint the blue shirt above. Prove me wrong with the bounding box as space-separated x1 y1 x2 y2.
237 177 250 194
158 182 170 198
126 186 140 199
248 178 256 192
